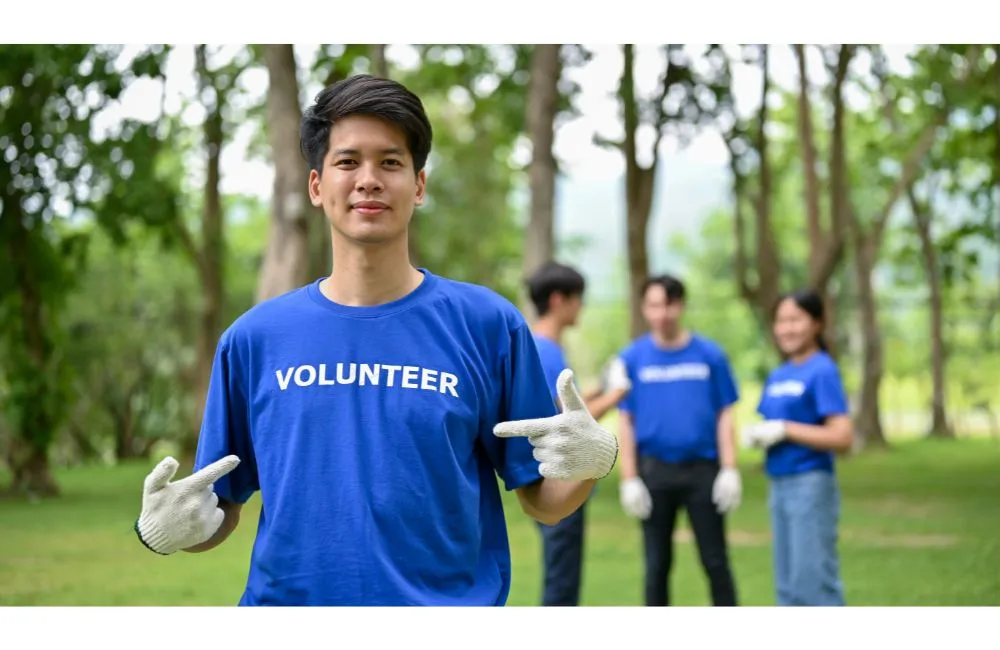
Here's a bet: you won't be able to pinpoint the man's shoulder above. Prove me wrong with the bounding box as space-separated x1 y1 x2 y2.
620 333 651 359
432 274 527 330
690 333 729 360
220 283 315 347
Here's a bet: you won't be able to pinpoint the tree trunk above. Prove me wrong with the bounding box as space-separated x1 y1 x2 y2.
368 44 417 270
521 44 562 321
853 237 888 448
1 197 60 497
730 45 780 342
114 406 137 460
794 44 853 359
257 44 312 303
619 45 656 339
185 45 228 460
908 188 952 438
370 44 389 78
626 168 655 339
7 441 60 498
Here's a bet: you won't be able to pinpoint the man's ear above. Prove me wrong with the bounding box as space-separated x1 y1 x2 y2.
415 169 427 206
308 169 323 207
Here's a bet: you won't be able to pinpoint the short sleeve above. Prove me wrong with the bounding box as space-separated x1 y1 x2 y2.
813 363 849 419
535 337 568 403
709 346 740 410
617 350 636 414
482 323 556 491
192 332 259 504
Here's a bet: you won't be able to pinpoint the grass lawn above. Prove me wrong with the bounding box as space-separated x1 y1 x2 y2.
1 438 998 606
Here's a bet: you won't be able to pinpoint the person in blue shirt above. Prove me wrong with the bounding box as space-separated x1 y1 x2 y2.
525 261 630 606
742 289 853 607
130 74 620 606
611 274 742 607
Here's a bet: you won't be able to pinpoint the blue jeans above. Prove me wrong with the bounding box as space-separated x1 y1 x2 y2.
768 469 845 606
536 502 586 606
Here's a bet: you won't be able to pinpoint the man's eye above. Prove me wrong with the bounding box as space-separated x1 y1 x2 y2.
335 159 356 166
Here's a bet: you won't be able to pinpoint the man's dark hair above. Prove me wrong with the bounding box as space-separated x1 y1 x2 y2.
526 261 586 317
641 274 686 303
299 74 433 176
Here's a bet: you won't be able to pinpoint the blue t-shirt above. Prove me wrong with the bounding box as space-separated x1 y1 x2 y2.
617 333 739 464
531 334 568 406
756 350 849 478
192 269 556 606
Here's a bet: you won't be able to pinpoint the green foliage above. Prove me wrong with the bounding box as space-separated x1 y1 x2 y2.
0 44 179 471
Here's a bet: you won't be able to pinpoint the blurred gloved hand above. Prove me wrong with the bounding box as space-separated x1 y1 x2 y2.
619 476 652 519
712 467 742 514
742 420 787 449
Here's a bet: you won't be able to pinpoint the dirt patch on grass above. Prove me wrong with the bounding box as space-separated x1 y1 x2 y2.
841 530 960 548
673 529 771 546
861 495 942 519
670 528 960 549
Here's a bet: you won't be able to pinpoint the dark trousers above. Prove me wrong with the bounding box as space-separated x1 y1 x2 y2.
536 502 586 606
639 456 738 606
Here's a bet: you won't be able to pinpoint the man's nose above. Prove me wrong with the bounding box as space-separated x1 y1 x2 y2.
355 163 383 192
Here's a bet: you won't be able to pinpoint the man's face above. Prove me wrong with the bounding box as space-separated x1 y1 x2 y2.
551 292 583 327
641 284 684 334
308 114 426 246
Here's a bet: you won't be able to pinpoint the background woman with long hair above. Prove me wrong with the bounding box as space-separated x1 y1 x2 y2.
743 289 854 606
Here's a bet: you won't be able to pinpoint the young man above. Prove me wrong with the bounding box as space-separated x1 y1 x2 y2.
525 261 630 607
609 274 742 607
131 75 619 607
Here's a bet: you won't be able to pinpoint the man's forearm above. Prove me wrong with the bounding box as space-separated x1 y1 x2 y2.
717 407 737 469
618 414 639 480
585 388 628 422
183 500 243 553
516 478 596 526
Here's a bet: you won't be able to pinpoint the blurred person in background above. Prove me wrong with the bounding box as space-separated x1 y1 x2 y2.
607 274 742 607
526 261 631 606
742 289 853 607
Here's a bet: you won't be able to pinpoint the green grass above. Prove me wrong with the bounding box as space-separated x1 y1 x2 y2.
2 438 999 606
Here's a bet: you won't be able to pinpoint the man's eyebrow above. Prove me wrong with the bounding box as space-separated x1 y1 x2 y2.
332 147 405 156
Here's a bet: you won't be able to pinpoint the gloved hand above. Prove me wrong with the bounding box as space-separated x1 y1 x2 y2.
600 355 631 393
619 476 652 519
494 369 619 481
711 467 742 514
135 454 241 555
742 420 787 449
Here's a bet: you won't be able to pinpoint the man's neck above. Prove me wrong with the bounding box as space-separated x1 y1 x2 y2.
320 229 423 307
651 328 689 350
532 316 564 344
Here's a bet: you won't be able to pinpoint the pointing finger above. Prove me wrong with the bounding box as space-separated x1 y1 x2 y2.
555 369 587 413
144 456 179 493
188 455 241 489
493 417 558 439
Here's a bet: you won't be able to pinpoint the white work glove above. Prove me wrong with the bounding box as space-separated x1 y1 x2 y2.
619 477 652 519
135 454 241 555
712 467 742 514
494 369 619 481
601 355 631 392
742 420 787 449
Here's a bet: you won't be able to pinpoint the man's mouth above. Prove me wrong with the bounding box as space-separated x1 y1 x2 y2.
352 200 389 215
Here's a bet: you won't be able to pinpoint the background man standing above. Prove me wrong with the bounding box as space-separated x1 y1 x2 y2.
526 261 630 606
610 274 742 607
